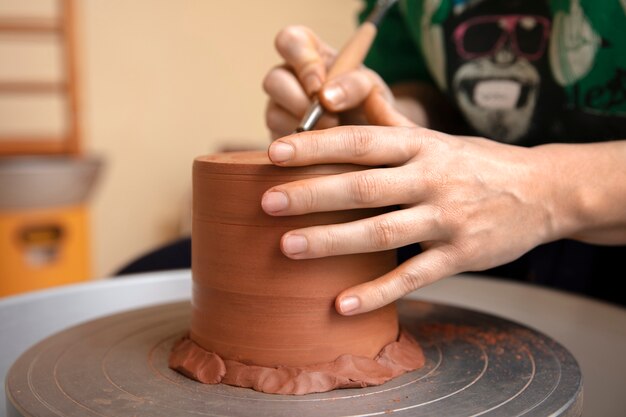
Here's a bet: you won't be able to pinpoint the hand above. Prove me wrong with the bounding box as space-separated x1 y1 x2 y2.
261 93 564 315
263 25 394 139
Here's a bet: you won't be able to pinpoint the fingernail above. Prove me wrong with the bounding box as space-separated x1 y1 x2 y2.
339 296 361 314
304 73 322 94
282 234 308 255
269 142 294 163
262 191 289 213
322 85 345 108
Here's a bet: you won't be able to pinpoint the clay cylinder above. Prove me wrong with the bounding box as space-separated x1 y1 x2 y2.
191 151 398 367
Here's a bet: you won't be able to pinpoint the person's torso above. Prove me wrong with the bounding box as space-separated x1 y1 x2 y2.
396 0 626 145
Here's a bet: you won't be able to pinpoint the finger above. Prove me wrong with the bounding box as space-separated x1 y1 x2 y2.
265 100 340 139
266 100 300 139
262 166 420 215
263 66 310 117
364 88 417 128
335 247 458 315
278 206 447 259
318 69 377 113
268 125 423 167
314 112 341 130
275 25 335 95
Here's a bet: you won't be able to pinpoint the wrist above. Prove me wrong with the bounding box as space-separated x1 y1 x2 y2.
531 141 626 244
530 144 581 242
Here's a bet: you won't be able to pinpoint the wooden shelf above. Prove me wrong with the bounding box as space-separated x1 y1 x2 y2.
0 138 74 155
0 17 61 33
0 0 80 157
0 81 66 93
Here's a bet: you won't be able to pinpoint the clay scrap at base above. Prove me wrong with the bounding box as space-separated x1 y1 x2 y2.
168 328 425 395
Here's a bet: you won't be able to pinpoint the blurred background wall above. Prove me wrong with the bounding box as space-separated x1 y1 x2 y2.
1 0 361 279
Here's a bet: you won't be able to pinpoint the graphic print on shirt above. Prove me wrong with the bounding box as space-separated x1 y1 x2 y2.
419 0 448 90
549 0 626 117
449 12 551 143
549 0 600 87
399 0 626 141
405 0 556 143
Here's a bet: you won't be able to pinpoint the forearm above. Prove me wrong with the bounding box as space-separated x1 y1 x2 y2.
535 140 626 245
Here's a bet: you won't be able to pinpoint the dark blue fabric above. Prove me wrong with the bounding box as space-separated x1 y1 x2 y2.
398 240 626 307
114 237 191 276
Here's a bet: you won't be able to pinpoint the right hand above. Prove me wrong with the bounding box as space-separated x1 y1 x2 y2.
262 93 563 315
263 25 395 139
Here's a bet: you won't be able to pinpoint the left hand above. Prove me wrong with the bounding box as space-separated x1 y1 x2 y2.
263 25 394 139
261 92 564 315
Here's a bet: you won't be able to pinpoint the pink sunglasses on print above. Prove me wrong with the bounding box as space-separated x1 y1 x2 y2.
453 15 551 61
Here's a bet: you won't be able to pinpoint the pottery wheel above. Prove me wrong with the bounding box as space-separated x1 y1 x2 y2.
5 299 582 417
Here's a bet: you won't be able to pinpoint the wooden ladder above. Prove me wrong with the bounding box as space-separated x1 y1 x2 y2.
0 0 80 156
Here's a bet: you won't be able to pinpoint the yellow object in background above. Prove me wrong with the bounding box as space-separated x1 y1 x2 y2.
0 156 101 297
0 205 90 296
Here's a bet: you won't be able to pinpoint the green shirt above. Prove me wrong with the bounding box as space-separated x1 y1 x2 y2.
361 0 626 145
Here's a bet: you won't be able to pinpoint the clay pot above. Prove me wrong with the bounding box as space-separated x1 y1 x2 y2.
191 151 398 367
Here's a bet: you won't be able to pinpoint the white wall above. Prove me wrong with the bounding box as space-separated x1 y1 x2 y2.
78 0 362 276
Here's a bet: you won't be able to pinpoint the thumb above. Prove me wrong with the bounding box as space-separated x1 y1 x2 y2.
364 88 416 127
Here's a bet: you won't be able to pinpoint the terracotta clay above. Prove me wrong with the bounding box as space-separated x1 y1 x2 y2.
169 151 424 394
170 329 424 395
